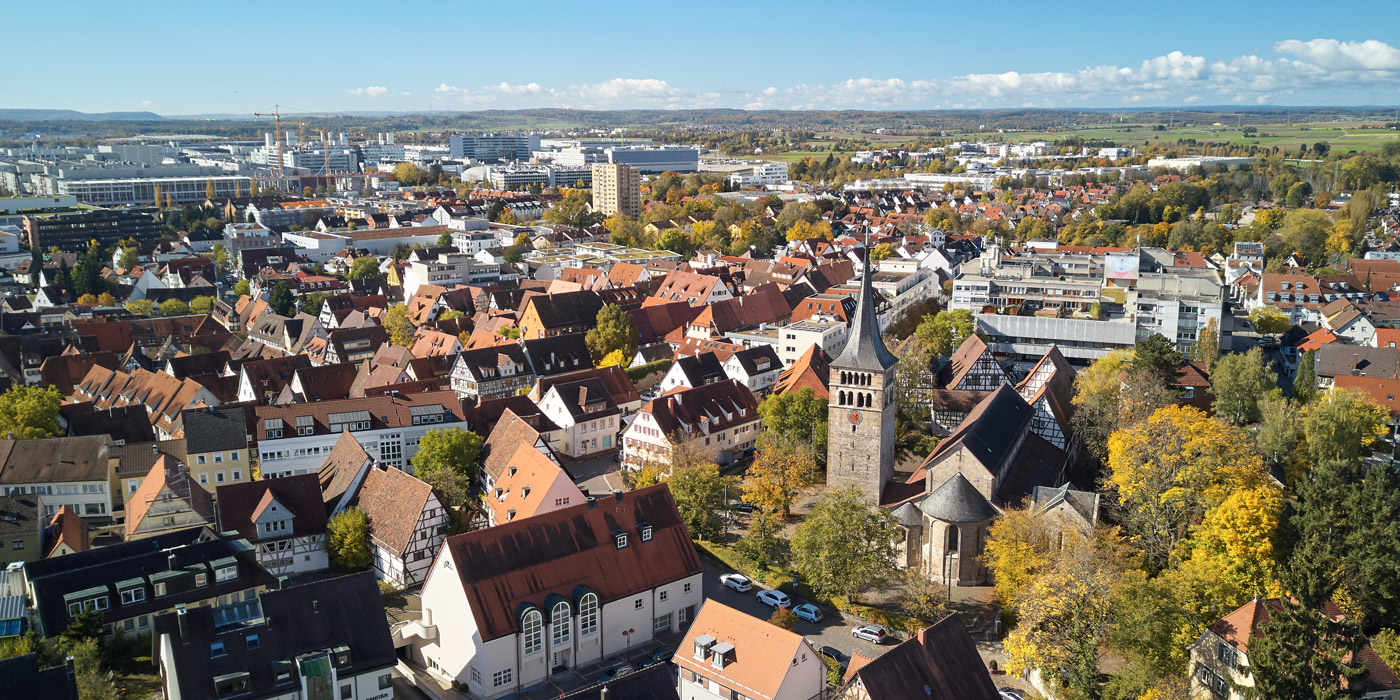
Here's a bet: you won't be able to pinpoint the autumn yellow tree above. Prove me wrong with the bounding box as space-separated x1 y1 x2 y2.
382 304 416 347
598 349 627 368
1004 527 1136 698
1069 349 1134 462
76 293 97 305
1302 388 1390 463
1106 405 1267 571
96 292 115 306
1176 485 1284 602
982 508 1055 613
743 435 818 517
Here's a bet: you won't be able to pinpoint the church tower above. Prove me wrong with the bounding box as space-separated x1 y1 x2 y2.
826 251 898 505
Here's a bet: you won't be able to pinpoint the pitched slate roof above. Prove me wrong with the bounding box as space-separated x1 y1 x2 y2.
181 406 248 454
533 366 640 408
1316 345 1400 379
641 379 760 437
919 473 998 524
522 333 593 378
832 256 896 371
356 465 435 557
0 654 78 700
525 290 605 330
151 572 395 700
845 613 999 700
216 474 327 542
438 484 702 642
672 352 728 387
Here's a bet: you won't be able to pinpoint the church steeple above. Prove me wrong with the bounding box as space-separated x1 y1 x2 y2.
834 244 897 371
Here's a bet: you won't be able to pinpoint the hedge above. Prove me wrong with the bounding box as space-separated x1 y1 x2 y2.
627 358 673 383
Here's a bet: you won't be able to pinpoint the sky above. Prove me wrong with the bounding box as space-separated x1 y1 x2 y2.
8 0 1400 115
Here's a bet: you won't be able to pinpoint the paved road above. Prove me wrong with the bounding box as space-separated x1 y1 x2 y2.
563 449 624 496
699 557 897 670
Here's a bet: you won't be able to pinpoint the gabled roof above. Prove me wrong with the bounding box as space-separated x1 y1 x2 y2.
483 444 582 525
481 409 562 482
181 406 248 454
913 385 1032 485
673 600 811 699
672 352 728 388
533 366 640 407
356 465 436 556
845 613 999 700
316 431 373 508
0 436 110 485
439 485 700 643
640 379 760 437
124 457 215 538
0 654 79 700
524 290 605 330
216 474 328 542
522 333 593 378
774 345 830 399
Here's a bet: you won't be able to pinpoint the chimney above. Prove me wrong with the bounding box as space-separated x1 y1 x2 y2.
168 553 178 571
577 386 588 406
600 688 609 700
612 489 623 502
1353 354 1361 375
176 604 188 642
585 496 596 509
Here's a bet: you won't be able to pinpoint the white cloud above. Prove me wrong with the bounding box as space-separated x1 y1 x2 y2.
140 100 152 105
345 86 389 98
491 82 543 95
426 38 1400 109
1275 38 1400 71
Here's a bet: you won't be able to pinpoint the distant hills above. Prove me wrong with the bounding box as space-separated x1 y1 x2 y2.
0 109 164 122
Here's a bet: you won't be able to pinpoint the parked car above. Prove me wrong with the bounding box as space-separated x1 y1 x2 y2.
998 689 1026 700
641 646 676 667
756 589 793 609
818 645 848 669
732 501 756 513
852 624 889 644
603 661 634 678
793 603 823 623
719 573 752 592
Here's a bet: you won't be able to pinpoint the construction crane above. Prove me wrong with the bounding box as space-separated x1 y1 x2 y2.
252 105 285 180
311 128 332 179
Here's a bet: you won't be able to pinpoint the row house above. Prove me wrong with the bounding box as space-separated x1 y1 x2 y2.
0 436 115 520
71 365 222 439
24 526 276 638
254 391 468 477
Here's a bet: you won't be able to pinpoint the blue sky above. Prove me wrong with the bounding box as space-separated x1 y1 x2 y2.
9 0 1400 114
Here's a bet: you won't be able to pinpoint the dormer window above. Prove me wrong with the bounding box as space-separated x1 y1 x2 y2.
613 531 628 549
639 524 653 542
711 642 735 670
694 634 716 660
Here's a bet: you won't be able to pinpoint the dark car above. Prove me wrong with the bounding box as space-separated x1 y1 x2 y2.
641 646 676 667
818 645 848 669
732 501 756 513
603 661 634 678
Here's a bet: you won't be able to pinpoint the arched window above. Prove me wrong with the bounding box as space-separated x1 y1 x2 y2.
523 610 543 655
946 525 960 553
551 601 571 646
579 593 598 637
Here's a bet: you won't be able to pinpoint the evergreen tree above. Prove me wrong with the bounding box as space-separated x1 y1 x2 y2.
1294 349 1317 402
1248 595 1368 700
268 281 295 316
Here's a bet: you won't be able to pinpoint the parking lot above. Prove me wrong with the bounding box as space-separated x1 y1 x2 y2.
700 557 898 668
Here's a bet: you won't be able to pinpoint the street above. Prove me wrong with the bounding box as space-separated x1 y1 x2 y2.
699 557 895 668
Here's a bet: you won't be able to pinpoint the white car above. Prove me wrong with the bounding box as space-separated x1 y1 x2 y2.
852 624 889 644
719 573 752 592
756 589 792 609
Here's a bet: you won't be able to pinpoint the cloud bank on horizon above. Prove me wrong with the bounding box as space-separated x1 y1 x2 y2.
370 39 1400 111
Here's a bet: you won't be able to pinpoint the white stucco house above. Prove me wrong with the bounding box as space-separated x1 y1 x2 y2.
405 484 704 699
216 474 329 577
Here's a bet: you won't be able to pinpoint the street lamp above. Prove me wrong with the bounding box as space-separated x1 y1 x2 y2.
622 628 636 664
